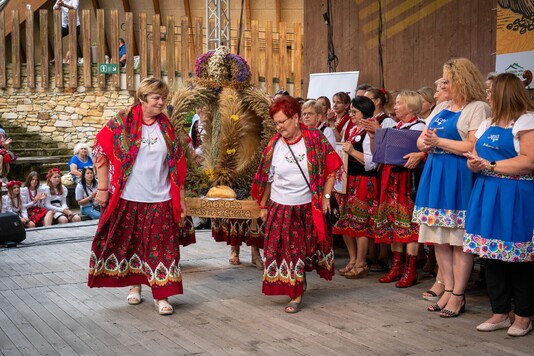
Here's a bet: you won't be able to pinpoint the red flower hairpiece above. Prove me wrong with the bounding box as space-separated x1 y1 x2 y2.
6 180 22 190
380 87 387 94
47 168 62 179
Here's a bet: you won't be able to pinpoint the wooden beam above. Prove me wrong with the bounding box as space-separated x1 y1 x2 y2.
81 9 91 88
125 12 134 90
166 16 175 87
278 22 287 92
11 10 20 88
245 0 251 31
139 13 148 80
96 9 105 88
121 0 138 56
275 0 281 31
0 11 5 88
152 14 161 79
53 8 63 88
265 21 273 94
153 0 161 15
68 8 77 88
91 0 110 59
39 9 48 88
110 9 119 89
183 0 195 51
26 6 35 88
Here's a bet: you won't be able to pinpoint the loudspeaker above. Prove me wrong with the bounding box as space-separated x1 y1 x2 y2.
0 212 26 247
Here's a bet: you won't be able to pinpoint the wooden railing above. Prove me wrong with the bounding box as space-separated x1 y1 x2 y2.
0 8 303 96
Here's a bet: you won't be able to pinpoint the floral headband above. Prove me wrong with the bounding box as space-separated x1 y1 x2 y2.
6 180 22 189
47 168 62 179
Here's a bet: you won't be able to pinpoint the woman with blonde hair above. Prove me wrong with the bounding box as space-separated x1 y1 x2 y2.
414 57 491 317
417 87 436 120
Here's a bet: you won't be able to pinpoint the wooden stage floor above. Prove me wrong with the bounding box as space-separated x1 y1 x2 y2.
0 221 531 355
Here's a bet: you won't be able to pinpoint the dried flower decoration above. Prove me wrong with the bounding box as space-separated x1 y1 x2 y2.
194 46 252 90
230 114 239 122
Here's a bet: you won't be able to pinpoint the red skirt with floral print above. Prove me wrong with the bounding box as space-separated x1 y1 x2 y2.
211 218 264 248
374 165 419 243
88 198 193 299
263 201 334 299
333 174 379 238
27 206 49 225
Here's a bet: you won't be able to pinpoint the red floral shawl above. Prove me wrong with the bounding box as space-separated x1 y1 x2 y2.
92 104 186 225
251 124 342 245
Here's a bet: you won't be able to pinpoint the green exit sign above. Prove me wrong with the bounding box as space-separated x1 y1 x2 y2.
99 63 119 74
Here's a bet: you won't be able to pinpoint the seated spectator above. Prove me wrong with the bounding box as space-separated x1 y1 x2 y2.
21 171 54 226
2 181 35 228
75 167 100 220
0 127 17 184
69 143 93 184
43 168 81 224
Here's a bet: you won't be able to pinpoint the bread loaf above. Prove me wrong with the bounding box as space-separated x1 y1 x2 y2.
206 185 237 199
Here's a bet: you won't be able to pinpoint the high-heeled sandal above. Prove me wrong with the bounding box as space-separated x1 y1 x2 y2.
440 293 466 318
427 289 452 312
422 280 444 301
251 255 264 269
338 262 356 276
344 265 369 279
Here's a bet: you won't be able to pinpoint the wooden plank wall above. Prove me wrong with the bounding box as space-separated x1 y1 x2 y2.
0 9 304 96
303 0 496 95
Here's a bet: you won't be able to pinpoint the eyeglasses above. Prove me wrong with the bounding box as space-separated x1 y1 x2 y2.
273 117 292 127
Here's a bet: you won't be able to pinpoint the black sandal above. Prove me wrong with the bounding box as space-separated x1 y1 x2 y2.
440 293 466 318
427 289 452 312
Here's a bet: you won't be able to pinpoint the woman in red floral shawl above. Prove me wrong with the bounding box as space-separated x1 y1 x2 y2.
87 77 191 316
251 96 342 313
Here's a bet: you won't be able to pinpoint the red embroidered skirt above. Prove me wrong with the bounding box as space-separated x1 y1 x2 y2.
263 201 334 299
211 218 264 248
88 198 191 299
27 206 49 224
333 174 379 238
374 165 419 243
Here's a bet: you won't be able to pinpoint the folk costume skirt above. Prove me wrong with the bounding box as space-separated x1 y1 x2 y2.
263 201 334 299
88 198 193 299
374 165 419 244
212 218 264 248
332 174 378 238
27 206 48 225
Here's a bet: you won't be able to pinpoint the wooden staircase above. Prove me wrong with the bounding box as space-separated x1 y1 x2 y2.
2 0 51 37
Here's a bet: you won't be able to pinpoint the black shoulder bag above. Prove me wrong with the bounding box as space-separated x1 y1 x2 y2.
286 141 339 228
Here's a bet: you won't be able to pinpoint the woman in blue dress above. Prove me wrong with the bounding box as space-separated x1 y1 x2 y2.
464 73 534 337
413 58 491 317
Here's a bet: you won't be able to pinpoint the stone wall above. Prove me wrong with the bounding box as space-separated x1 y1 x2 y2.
0 65 135 149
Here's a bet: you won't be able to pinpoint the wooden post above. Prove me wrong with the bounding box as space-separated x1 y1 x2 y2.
194 17 203 64
293 22 302 97
152 14 161 79
278 22 287 92
81 9 91 88
264 21 273 95
0 11 5 88
139 13 148 80
39 10 48 89
110 9 119 89
181 17 189 79
250 20 259 87
11 10 21 88
53 9 63 88
25 7 35 88
125 12 134 91
68 9 77 88
166 16 175 87
96 9 105 88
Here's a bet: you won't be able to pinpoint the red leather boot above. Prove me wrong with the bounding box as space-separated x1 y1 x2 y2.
395 255 418 288
378 252 405 283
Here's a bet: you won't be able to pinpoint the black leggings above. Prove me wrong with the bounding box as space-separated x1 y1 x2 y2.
61 25 82 58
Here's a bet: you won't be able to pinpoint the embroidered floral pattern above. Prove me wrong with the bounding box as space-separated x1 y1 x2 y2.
463 233 534 262
285 152 306 163
481 170 534 180
413 206 465 228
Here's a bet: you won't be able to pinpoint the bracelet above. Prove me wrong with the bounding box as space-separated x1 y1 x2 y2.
259 205 268 209
97 188 108 191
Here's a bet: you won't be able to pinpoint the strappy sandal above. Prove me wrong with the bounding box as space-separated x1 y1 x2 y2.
229 246 241 265
427 289 452 312
285 299 302 313
127 285 142 305
338 262 356 276
423 280 444 301
154 299 174 315
344 265 369 279
440 293 466 318
251 255 264 269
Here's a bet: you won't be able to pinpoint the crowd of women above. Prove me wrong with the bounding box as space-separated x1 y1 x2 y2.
0 142 100 227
